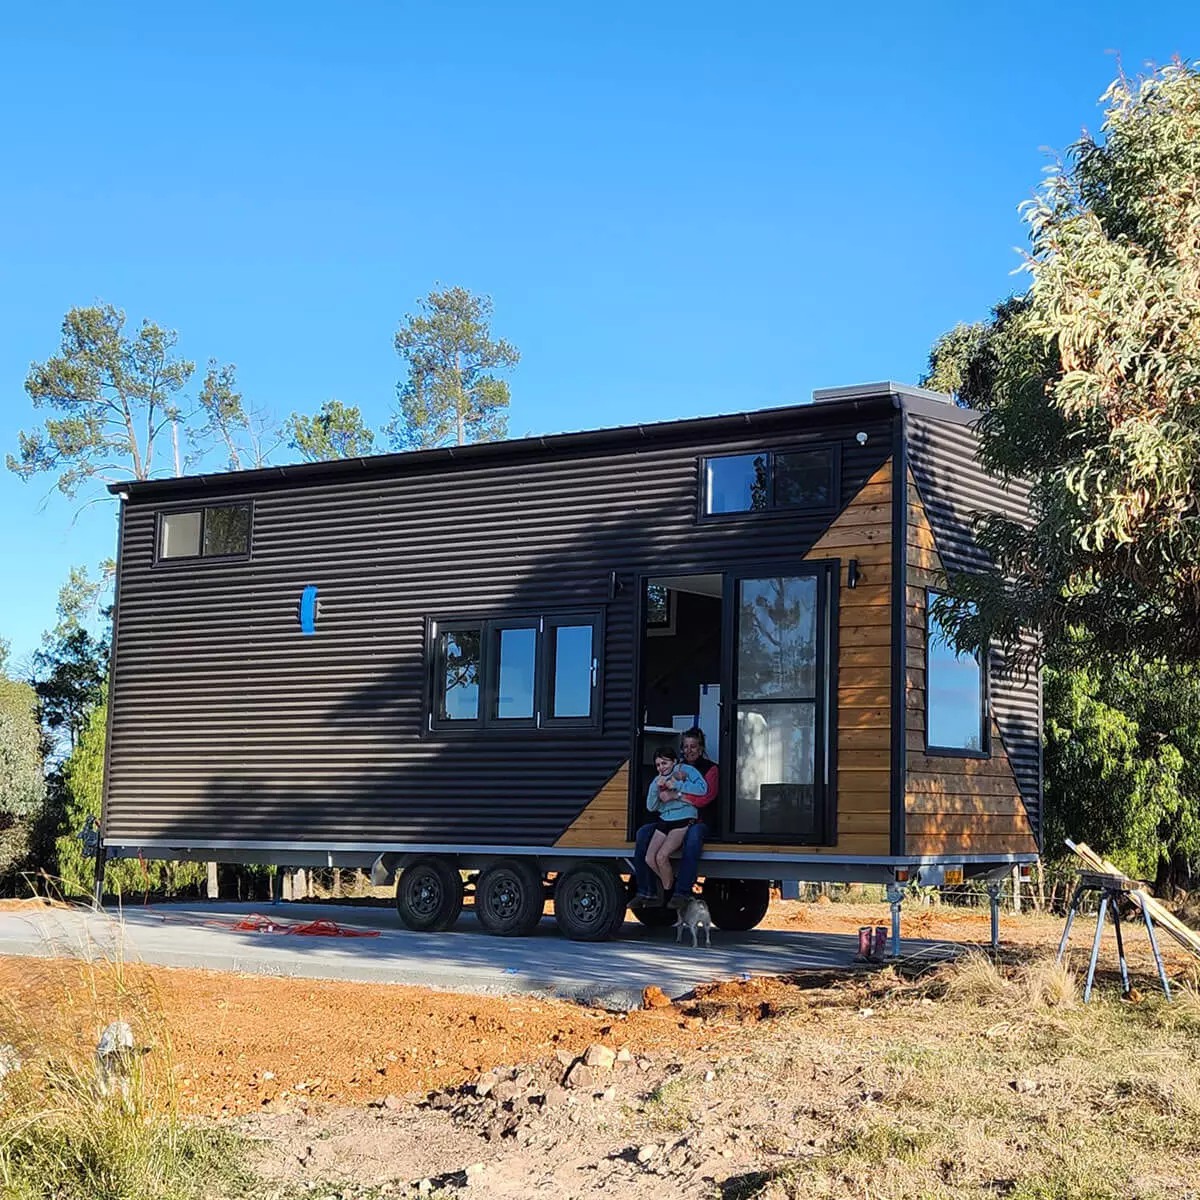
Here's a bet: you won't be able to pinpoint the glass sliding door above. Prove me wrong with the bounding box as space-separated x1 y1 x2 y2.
726 568 831 841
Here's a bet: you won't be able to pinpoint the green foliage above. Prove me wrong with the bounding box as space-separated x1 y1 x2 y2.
387 286 519 449
923 62 1200 665
286 399 375 462
54 702 203 900
1043 647 1200 886
191 360 279 470
9 305 195 497
0 678 44 822
33 566 110 755
0 674 45 881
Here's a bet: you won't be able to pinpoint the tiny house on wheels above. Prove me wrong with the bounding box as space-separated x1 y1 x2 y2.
100 382 1041 942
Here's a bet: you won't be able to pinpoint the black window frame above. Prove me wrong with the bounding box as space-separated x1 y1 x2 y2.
426 608 604 736
698 442 841 523
153 501 254 566
924 588 990 759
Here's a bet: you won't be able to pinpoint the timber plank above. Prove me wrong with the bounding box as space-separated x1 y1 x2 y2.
908 793 1033 815
840 627 891 648
906 774 1022 798
839 685 891 708
839 645 892 667
839 727 891 750
908 833 1039 855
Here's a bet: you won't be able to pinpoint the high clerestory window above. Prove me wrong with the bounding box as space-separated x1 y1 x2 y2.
156 504 252 562
430 610 604 733
701 446 839 518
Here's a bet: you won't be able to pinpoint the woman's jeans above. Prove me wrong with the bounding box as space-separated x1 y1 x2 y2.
633 820 707 898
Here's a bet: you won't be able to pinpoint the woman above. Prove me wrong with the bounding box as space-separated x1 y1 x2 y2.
632 727 718 909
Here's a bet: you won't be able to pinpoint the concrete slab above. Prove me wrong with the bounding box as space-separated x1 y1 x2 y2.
0 902 955 1010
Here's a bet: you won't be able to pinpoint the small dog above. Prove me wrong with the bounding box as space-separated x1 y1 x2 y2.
675 897 712 948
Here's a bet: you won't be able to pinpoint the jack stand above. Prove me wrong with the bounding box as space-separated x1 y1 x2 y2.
92 845 107 909
886 883 904 958
987 882 1002 954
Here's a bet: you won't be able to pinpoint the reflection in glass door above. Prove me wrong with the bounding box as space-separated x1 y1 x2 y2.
728 570 828 840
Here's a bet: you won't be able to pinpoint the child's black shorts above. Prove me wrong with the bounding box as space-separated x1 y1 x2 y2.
653 817 696 834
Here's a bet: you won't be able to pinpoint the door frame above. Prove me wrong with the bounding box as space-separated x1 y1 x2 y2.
720 559 839 846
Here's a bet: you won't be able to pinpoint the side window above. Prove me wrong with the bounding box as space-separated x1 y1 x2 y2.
430 612 603 733
438 627 482 721
544 618 598 724
926 591 986 754
157 504 252 561
702 446 838 517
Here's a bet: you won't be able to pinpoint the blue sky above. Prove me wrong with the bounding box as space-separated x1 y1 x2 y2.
1 2 1195 667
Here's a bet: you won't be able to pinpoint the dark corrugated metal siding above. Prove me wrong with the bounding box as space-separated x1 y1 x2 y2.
905 410 1042 843
105 406 895 849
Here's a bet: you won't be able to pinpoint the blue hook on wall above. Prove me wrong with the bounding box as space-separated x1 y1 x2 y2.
299 585 319 636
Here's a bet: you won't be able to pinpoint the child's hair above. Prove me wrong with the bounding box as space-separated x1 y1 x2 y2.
654 745 679 763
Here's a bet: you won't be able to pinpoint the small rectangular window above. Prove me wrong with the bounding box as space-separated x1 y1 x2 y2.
706 454 768 513
157 505 251 561
926 592 986 754
703 446 837 517
439 628 481 721
160 511 202 558
549 623 594 719
773 450 833 509
202 505 251 556
495 626 537 720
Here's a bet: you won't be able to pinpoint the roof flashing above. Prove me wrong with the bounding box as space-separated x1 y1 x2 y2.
812 381 956 406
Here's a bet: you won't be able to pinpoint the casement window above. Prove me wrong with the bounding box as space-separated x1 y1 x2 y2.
702 446 839 518
925 591 988 755
156 504 252 562
429 610 603 733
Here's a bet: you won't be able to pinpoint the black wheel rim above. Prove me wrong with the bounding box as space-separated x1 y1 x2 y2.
483 871 523 922
405 869 442 917
568 878 604 927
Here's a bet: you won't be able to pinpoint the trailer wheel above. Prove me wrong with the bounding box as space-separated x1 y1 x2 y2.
701 878 771 931
395 856 463 932
554 862 623 942
475 858 545 937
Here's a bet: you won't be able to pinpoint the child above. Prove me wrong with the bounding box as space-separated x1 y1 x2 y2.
640 746 708 899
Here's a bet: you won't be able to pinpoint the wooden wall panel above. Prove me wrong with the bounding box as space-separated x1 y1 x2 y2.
904 473 1038 856
555 762 632 848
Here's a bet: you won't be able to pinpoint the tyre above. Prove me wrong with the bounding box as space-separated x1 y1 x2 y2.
475 858 545 937
395 856 463 932
553 862 623 942
701 877 771 931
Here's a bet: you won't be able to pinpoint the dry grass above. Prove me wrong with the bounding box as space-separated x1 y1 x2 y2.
0 918 246 1200
941 950 1011 1003
686 953 1200 1200
1018 956 1079 1008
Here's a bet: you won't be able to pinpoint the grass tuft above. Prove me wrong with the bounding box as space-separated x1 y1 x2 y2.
941 951 1010 1004
1018 956 1078 1008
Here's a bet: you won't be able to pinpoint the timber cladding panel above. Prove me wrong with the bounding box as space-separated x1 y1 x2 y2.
554 459 895 856
106 402 896 850
905 473 1038 857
